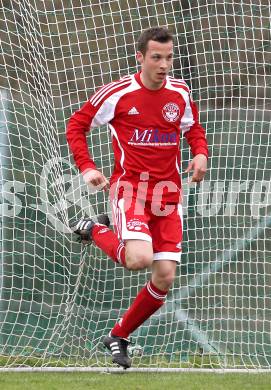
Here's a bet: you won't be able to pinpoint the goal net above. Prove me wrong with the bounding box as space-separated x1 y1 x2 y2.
0 0 270 370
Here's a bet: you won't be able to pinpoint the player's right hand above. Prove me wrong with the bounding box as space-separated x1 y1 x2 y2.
83 169 110 191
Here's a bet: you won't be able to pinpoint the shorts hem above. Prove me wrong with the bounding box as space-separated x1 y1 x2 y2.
153 251 181 262
122 231 152 242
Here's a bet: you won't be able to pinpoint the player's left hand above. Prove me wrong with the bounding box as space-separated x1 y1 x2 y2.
185 154 207 183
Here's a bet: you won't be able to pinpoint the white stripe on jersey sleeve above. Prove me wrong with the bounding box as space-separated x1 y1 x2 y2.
178 89 194 134
93 79 132 107
90 76 132 106
90 77 140 128
166 80 194 134
168 76 189 87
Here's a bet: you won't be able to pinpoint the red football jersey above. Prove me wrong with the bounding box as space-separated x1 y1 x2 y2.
66 72 208 203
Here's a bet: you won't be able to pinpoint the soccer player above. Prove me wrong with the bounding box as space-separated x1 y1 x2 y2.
67 27 208 369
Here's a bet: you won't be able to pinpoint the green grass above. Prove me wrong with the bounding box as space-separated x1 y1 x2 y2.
0 353 264 369
0 372 271 390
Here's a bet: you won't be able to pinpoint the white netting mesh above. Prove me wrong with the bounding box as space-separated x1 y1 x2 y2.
0 0 270 369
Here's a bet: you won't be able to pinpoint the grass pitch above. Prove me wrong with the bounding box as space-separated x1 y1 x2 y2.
0 372 270 390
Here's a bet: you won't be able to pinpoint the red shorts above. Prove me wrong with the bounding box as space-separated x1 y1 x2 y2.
112 195 183 262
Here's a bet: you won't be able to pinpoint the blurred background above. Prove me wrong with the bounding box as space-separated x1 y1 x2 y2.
0 0 270 368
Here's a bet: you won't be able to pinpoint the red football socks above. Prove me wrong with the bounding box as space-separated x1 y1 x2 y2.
92 224 126 267
92 226 168 338
111 281 168 339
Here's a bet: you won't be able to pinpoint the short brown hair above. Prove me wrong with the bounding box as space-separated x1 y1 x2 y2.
137 27 174 56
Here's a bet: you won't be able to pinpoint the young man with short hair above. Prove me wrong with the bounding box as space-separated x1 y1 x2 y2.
67 26 208 368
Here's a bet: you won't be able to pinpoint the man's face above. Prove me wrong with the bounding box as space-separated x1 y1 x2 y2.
137 40 174 88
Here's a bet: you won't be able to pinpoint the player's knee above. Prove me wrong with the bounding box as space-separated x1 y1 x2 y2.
125 252 153 270
152 267 176 290
162 273 175 290
154 277 174 291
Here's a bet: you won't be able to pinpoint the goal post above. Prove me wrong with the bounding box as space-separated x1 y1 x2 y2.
0 0 270 370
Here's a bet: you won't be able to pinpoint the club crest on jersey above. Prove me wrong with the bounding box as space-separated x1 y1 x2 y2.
162 102 180 122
